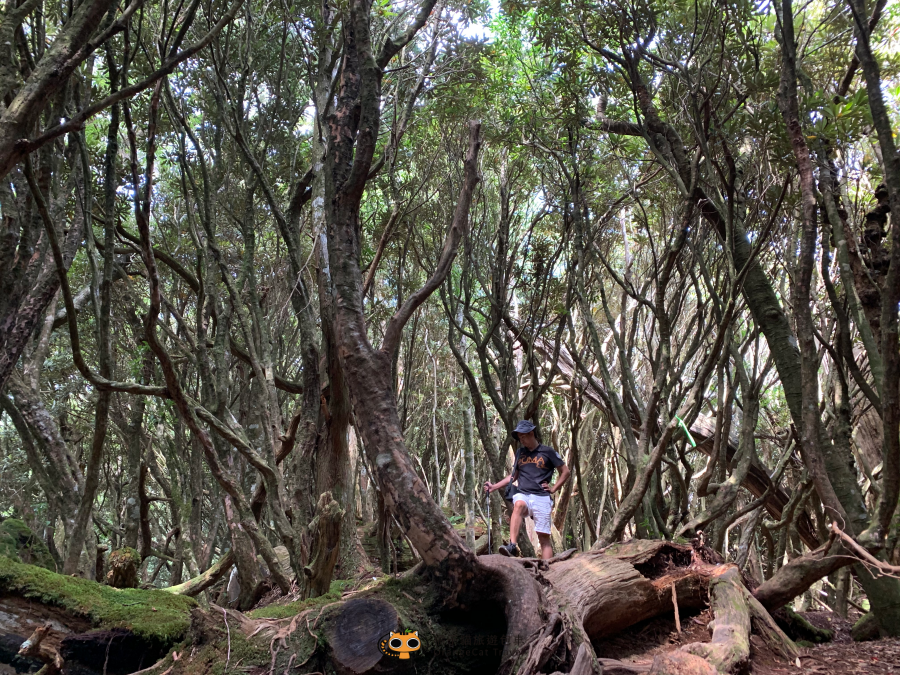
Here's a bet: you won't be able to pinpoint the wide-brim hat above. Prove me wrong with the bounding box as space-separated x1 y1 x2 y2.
512 420 537 440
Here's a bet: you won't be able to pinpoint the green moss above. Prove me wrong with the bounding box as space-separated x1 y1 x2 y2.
779 606 833 643
0 555 196 647
375 574 438 633
852 611 881 642
0 519 55 570
178 610 315 675
0 532 17 560
175 643 219 675
209 631 269 675
247 579 354 619
108 547 141 565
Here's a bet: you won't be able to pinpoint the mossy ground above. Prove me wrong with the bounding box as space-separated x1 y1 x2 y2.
190 629 274 675
0 555 196 648
246 579 356 619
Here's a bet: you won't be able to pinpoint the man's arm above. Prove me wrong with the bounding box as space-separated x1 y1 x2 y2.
484 474 514 493
542 464 571 494
485 448 519 493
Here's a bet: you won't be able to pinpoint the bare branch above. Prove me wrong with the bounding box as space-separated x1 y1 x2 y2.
381 121 481 357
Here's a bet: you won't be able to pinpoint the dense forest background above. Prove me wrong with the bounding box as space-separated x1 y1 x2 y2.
2 0 900 666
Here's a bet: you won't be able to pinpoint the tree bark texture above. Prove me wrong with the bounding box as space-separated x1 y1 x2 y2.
302 491 344 600
321 0 482 596
0 0 114 179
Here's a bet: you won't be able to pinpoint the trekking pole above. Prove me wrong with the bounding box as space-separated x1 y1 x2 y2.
486 490 491 554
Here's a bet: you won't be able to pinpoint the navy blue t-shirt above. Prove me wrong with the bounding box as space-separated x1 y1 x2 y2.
512 444 565 495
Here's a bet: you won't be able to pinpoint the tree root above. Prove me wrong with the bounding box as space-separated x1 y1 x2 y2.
772 606 833 643
679 565 798 674
681 567 751 672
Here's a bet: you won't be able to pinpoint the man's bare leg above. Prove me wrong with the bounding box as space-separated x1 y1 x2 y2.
509 501 528 545
537 532 553 560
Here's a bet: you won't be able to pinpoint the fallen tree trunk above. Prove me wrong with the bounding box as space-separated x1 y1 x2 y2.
682 566 751 672
752 538 850 610
476 540 795 675
162 551 234 596
1 540 801 675
679 565 798 674
543 541 711 639
0 557 196 675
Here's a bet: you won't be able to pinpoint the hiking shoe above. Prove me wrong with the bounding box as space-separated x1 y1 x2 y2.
498 542 520 557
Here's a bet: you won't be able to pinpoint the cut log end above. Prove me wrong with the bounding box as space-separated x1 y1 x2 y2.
324 597 397 675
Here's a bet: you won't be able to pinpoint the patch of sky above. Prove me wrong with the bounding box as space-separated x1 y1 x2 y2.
295 104 316 137
459 0 500 41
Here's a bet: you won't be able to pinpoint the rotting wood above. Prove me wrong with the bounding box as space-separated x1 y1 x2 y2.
163 551 234 596
599 657 652 673
106 548 141 589
323 598 397 675
544 548 709 639
681 566 751 673
680 564 798 673
649 651 717 675
301 492 344 600
17 623 63 675
672 583 681 634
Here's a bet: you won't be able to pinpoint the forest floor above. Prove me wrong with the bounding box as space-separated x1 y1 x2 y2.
348 526 900 674
594 608 900 674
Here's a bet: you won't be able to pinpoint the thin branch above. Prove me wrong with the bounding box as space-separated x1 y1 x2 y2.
381 121 481 357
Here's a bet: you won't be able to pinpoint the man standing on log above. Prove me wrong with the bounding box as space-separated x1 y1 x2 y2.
484 420 570 559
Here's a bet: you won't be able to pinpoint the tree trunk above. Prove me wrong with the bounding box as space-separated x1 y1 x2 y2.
316 242 359 580
775 0 900 633
223 495 260 611
322 3 483 593
463 404 476 550
302 492 344 599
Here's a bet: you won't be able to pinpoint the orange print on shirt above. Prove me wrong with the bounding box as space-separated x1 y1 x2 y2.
519 456 547 469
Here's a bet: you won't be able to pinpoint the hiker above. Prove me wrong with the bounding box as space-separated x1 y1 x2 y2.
483 420 571 559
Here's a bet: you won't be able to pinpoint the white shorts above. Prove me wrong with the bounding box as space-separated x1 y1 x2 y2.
513 493 553 534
